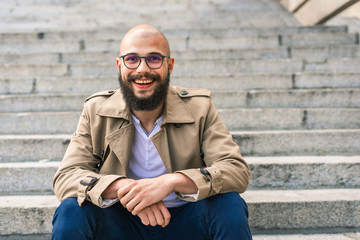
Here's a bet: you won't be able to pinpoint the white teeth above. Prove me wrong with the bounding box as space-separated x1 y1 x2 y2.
134 79 153 84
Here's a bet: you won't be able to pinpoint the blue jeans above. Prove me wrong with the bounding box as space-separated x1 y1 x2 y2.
52 192 252 240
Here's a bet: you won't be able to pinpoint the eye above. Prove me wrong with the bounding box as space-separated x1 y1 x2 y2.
125 55 139 62
147 55 162 62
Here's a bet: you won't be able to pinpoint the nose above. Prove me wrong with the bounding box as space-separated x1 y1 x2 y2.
136 58 150 74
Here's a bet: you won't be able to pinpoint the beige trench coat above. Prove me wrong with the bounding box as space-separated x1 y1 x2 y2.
53 85 250 207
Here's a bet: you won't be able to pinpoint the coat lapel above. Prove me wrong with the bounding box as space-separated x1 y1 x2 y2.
151 127 172 173
151 86 196 173
106 123 134 173
96 90 133 172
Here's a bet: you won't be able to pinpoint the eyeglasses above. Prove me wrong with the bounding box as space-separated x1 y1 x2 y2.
120 54 170 69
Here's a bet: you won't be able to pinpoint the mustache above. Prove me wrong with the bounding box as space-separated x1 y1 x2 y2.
127 73 161 82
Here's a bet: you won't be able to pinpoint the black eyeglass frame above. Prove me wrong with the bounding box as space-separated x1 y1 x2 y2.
119 54 170 69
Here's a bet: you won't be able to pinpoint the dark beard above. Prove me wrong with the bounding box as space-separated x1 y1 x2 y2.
118 71 170 111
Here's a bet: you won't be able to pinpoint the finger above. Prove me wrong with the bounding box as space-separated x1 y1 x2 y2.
131 194 154 215
152 204 165 227
117 183 132 199
125 197 144 212
158 203 171 227
147 209 157 227
131 200 147 215
118 187 138 209
138 210 149 226
119 194 134 209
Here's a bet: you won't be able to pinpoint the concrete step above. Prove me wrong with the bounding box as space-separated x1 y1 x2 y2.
2 44 360 66
0 93 88 112
1 189 359 235
291 44 360 60
305 58 360 73
1 88 358 112
0 134 70 162
212 88 360 109
1 156 359 195
0 195 58 236
0 0 299 33
2 72 360 95
0 112 79 134
1 130 359 162
0 36 278 54
0 47 290 65
253 232 360 240
0 15 294 34
0 1 269 19
1 11 277 24
247 155 360 190
1 32 358 54
293 72 360 89
233 129 360 156
0 59 305 77
0 0 270 17
6 232 351 239
220 108 360 131
2 58 359 78
278 32 359 47
0 4 297 32
2 73 293 94
0 108 359 134
74 32 360 52
176 58 360 75
0 25 347 42
242 189 360 231
0 161 59 195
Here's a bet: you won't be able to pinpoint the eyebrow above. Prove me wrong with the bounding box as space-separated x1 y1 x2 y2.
123 52 164 56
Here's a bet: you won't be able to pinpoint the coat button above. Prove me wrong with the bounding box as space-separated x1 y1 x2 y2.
108 90 114 93
181 90 188 96
175 123 182 128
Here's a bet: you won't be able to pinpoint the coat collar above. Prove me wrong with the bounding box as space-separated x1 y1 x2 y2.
96 86 195 125
96 90 131 120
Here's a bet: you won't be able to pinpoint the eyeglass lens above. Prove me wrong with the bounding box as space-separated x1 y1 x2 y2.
123 54 164 69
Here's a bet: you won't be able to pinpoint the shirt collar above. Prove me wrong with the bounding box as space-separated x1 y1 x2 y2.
131 114 163 137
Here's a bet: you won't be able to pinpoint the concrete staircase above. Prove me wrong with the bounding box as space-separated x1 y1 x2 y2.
0 0 360 239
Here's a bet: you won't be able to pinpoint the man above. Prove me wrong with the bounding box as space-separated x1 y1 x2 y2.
52 24 252 239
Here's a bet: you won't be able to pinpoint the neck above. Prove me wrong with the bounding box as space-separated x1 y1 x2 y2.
131 102 164 134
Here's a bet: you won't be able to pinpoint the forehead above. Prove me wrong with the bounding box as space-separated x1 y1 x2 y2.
120 31 167 55
120 31 169 56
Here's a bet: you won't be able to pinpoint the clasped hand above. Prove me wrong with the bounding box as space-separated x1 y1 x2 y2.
117 174 174 227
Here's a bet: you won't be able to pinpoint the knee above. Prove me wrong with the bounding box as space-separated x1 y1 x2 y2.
204 192 249 222
53 198 86 223
203 193 251 238
52 198 98 239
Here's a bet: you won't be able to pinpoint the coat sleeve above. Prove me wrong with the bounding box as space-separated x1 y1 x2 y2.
52 102 123 208
176 102 250 201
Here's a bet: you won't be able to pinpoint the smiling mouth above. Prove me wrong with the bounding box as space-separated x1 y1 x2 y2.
133 79 154 85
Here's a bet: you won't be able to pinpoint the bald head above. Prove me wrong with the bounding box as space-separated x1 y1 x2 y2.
120 24 171 56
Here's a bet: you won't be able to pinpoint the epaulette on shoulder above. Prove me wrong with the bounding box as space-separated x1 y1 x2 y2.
177 88 212 98
85 90 116 102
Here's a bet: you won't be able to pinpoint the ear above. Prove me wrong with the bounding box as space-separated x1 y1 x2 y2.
168 57 175 74
116 58 121 72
